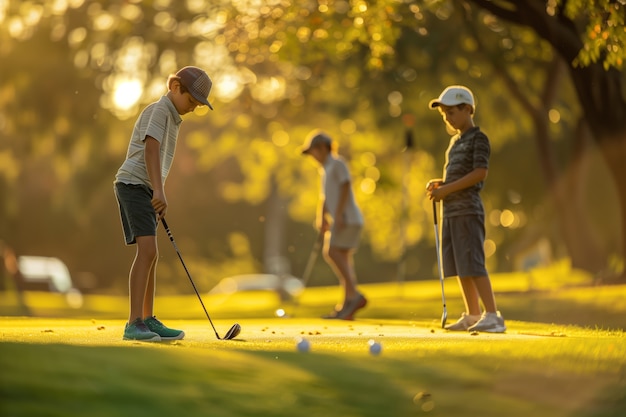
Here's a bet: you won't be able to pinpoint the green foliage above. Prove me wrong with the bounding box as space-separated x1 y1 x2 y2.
0 0 620 293
558 0 626 70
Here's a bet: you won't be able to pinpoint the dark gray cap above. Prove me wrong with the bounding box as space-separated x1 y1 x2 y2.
176 66 214 110
301 130 332 154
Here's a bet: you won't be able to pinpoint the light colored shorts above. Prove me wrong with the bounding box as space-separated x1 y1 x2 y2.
442 214 488 278
329 224 362 250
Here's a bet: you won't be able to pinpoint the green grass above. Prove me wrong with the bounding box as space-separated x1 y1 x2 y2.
1 262 625 416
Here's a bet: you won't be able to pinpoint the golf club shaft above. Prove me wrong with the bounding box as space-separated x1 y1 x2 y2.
161 218 221 339
432 200 447 327
289 231 324 317
300 230 324 289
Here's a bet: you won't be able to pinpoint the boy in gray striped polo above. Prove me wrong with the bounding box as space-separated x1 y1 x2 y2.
114 66 214 341
426 86 506 333
301 130 367 320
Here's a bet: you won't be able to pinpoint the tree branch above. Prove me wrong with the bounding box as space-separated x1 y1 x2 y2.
467 0 583 63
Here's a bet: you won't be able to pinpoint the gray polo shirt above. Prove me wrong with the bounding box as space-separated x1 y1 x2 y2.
442 126 490 217
322 155 364 226
115 96 183 189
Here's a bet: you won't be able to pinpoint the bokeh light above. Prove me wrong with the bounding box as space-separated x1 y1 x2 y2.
112 79 143 111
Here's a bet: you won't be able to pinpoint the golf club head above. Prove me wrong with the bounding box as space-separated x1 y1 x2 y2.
441 309 447 329
223 323 241 340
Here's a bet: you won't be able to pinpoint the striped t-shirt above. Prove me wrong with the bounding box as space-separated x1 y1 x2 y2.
115 96 183 189
442 126 490 217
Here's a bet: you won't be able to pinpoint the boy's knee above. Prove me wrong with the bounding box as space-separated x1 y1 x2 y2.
327 247 346 263
136 237 158 260
322 248 333 263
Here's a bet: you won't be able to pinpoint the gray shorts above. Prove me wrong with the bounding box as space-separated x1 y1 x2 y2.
329 224 362 250
114 182 157 245
442 214 488 278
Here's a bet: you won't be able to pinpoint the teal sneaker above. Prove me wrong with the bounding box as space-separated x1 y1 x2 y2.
144 316 185 340
123 318 161 342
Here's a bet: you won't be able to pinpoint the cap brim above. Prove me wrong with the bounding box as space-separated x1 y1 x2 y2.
429 99 467 109
188 90 214 110
429 100 443 109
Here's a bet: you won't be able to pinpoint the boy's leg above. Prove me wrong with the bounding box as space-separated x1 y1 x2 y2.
324 246 367 319
468 275 505 333
142 248 158 319
443 217 481 330
458 277 482 315
129 235 158 323
472 275 497 313
325 246 358 300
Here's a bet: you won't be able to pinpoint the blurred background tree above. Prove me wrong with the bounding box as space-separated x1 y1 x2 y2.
0 0 622 295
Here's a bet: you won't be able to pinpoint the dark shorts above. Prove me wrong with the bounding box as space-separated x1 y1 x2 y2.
114 182 157 245
442 214 488 278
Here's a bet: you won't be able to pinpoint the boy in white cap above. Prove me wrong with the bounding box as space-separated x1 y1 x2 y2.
302 130 367 320
426 86 506 333
114 66 214 341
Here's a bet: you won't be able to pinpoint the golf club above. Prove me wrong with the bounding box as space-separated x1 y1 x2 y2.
287 230 324 317
432 200 448 328
161 218 241 340
300 230 324 290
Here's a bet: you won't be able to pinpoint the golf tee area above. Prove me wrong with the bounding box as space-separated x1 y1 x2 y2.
1 263 625 417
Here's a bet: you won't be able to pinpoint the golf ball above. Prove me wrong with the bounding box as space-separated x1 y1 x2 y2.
275 308 286 318
368 339 382 356
296 337 310 353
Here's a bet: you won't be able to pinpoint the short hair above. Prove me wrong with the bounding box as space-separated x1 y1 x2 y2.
167 75 188 94
438 103 474 115
458 103 474 115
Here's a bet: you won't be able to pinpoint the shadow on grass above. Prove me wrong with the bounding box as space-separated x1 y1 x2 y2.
1 337 625 417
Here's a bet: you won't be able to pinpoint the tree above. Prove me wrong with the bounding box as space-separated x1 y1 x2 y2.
1 0 618 293
466 1 626 279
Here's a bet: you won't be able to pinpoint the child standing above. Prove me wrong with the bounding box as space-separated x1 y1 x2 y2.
114 66 214 341
301 130 367 320
426 86 506 333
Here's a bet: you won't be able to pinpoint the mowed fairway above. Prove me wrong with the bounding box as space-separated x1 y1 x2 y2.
1 269 625 417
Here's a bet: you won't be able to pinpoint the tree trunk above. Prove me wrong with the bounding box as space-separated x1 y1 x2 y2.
559 118 606 272
264 175 293 300
567 66 626 281
467 0 626 279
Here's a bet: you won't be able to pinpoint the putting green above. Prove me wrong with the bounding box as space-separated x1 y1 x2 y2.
1 317 556 348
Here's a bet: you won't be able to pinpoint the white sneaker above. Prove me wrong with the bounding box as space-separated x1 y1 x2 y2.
468 311 506 333
444 313 481 331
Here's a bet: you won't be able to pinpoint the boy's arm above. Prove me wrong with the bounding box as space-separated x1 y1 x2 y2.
428 168 487 201
145 136 167 218
317 201 330 232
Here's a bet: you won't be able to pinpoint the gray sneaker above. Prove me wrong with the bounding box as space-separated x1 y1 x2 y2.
468 312 506 333
123 318 161 342
444 313 480 331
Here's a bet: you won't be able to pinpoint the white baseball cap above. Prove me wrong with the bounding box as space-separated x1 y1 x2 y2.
429 85 475 110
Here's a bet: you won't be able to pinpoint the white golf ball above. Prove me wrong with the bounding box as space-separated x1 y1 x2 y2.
368 339 382 356
275 308 286 318
296 337 310 353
